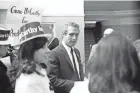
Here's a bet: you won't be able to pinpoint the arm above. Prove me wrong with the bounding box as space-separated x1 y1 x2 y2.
47 53 74 92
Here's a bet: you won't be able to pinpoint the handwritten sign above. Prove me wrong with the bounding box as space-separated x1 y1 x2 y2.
10 6 41 24
7 5 42 24
6 1 43 46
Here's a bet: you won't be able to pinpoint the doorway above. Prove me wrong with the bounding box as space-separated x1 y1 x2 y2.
84 21 102 61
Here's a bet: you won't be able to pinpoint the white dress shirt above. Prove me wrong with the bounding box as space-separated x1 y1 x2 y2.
62 41 80 77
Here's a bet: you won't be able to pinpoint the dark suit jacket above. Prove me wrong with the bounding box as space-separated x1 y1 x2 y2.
0 61 14 93
47 44 84 93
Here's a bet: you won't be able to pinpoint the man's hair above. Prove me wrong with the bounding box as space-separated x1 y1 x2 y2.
62 22 79 35
103 28 114 37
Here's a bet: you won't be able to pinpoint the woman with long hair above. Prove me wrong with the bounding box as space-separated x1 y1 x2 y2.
8 37 51 93
86 32 140 93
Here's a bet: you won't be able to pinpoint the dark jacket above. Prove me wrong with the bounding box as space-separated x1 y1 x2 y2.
0 61 14 93
47 44 84 93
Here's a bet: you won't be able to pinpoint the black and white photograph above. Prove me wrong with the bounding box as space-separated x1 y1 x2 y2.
0 0 140 93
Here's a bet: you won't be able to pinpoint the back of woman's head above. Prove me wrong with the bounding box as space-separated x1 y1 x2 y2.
86 32 140 93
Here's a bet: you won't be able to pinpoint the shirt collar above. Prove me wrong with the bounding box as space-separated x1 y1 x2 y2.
62 41 73 52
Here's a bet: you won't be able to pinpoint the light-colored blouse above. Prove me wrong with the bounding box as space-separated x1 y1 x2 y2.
15 68 52 93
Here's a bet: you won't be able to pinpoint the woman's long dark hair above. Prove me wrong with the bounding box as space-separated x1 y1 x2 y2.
8 37 48 88
86 32 140 93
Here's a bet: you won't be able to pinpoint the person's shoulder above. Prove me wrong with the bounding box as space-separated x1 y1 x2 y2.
92 44 98 48
16 73 42 86
15 72 51 93
91 44 98 51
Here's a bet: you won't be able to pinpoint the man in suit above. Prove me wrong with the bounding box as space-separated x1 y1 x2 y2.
47 22 84 93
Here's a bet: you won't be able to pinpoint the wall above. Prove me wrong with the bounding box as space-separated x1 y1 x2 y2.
41 0 85 62
84 1 140 42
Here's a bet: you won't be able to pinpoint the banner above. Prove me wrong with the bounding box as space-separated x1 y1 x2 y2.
0 30 10 41
6 1 43 46
41 23 55 40
8 6 42 24
18 21 48 45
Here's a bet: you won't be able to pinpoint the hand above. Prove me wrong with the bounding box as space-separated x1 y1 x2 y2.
74 81 83 85
70 81 90 93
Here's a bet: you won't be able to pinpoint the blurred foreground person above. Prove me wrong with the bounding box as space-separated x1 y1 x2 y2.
86 32 140 93
0 26 14 93
134 39 140 61
89 28 114 60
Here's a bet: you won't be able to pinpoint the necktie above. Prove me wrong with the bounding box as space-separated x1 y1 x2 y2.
71 48 80 80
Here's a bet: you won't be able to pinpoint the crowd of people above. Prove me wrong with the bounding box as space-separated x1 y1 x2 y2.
0 21 140 93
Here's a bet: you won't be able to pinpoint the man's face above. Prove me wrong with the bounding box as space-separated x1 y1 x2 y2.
0 45 9 57
63 26 80 47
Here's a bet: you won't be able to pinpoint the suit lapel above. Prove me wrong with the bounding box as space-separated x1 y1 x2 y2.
59 44 84 80
74 48 84 81
74 48 81 63
60 44 75 71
